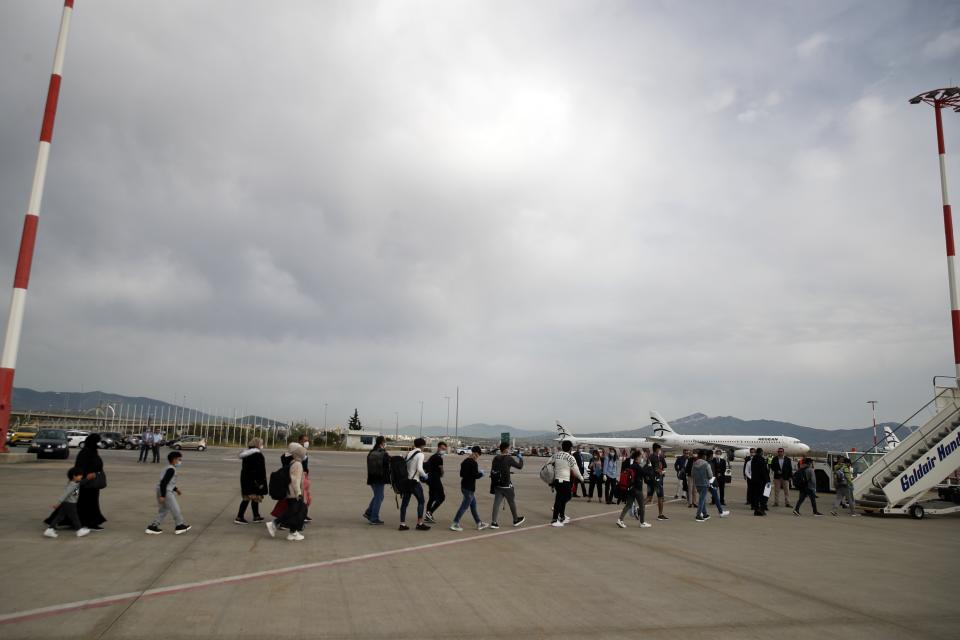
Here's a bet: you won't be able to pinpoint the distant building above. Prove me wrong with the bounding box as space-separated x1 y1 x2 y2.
345 430 381 451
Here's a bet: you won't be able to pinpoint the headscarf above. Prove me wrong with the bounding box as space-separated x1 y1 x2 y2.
76 433 103 474
287 442 306 461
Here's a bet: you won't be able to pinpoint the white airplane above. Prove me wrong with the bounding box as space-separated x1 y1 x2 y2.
554 422 653 450
647 411 811 459
882 425 900 452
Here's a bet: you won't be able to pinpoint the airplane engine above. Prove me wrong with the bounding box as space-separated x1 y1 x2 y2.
733 448 752 460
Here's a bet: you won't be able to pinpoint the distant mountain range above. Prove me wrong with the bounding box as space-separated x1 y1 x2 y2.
11 388 286 427
13 388 900 450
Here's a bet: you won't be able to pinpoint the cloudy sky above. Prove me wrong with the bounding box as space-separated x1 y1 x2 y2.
1 1 959 432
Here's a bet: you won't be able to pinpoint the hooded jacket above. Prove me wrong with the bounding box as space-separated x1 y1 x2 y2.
286 443 306 499
239 447 267 496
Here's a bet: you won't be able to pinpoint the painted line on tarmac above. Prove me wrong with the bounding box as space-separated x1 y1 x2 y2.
0 508 621 626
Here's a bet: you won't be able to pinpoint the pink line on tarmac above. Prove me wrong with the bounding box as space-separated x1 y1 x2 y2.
0 509 620 626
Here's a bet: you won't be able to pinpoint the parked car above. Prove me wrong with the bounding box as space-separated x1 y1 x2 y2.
170 435 207 451
28 428 70 459
7 425 39 447
121 434 143 450
455 446 472 455
96 432 124 449
65 430 90 448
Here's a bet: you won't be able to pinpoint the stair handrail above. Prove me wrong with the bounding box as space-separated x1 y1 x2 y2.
864 388 960 490
848 383 952 472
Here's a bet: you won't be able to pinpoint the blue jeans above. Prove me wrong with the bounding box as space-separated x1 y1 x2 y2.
400 482 425 523
365 483 385 521
705 484 724 513
453 488 480 525
696 485 709 517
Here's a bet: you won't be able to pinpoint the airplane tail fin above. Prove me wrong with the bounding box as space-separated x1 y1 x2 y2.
556 421 574 441
883 425 900 451
650 411 676 437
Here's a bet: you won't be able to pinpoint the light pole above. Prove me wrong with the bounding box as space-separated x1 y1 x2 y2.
443 396 451 438
910 87 960 380
454 386 459 443
867 400 878 448
323 403 328 431
419 400 424 438
395 412 399 441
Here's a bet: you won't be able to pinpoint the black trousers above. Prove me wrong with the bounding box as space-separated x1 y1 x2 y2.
49 502 81 529
151 445 160 463
588 475 603 498
426 478 445 515
552 481 572 521
138 443 150 462
237 500 261 520
750 480 768 512
278 498 305 532
795 488 818 513
604 477 617 503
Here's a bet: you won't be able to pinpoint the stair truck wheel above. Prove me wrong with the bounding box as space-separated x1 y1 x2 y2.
910 504 925 520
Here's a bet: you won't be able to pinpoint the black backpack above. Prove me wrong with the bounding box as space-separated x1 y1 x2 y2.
389 455 410 495
641 462 657 484
489 456 507 493
268 463 291 500
792 468 806 489
367 449 387 483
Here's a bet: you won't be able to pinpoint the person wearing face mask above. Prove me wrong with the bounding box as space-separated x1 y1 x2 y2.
424 441 448 523
602 448 619 504
145 451 191 535
296 434 313 523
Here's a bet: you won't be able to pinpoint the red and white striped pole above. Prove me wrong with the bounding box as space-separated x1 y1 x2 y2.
911 88 960 382
0 1 76 452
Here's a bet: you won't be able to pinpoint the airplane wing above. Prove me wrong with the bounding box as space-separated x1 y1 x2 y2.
682 438 738 454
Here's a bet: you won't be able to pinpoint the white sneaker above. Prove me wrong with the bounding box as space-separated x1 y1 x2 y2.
639 522 652 528
76 527 91 537
720 510 731 518
477 522 489 530
43 528 58 539
550 520 565 527
265 521 277 538
563 516 571 524
450 523 463 532
616 519 626 528
286 531 304 541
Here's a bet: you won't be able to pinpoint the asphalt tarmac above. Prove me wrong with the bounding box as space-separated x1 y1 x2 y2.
0 446 957 639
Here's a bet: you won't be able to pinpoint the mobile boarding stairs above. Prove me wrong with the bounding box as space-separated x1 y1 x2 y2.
853 379 960 519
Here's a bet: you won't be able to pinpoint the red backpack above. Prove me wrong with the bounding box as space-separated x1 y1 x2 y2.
617 466 637 493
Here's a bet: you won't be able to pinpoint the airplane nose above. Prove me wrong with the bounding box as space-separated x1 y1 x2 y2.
800 443 810 454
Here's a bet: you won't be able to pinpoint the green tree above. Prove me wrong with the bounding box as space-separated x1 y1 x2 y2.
348 409 363 431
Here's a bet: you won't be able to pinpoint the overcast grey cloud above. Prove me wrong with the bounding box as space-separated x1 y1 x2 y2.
1 0 959 431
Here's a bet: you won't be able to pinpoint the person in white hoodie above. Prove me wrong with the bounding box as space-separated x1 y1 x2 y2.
399 437 431 531
550 440 584 527
266 443 308 541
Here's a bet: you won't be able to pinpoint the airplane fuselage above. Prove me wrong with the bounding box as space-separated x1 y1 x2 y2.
653 434 810 458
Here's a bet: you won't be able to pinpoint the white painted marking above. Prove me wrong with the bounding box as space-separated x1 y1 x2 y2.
0 288 28 369
0 509 620 625
941 154 951 207
27 144 50 214
52 7 72 76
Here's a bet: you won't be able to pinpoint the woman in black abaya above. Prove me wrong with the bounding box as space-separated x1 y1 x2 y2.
45 433 107 530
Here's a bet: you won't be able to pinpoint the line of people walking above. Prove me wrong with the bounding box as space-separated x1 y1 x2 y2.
40 435 858 542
